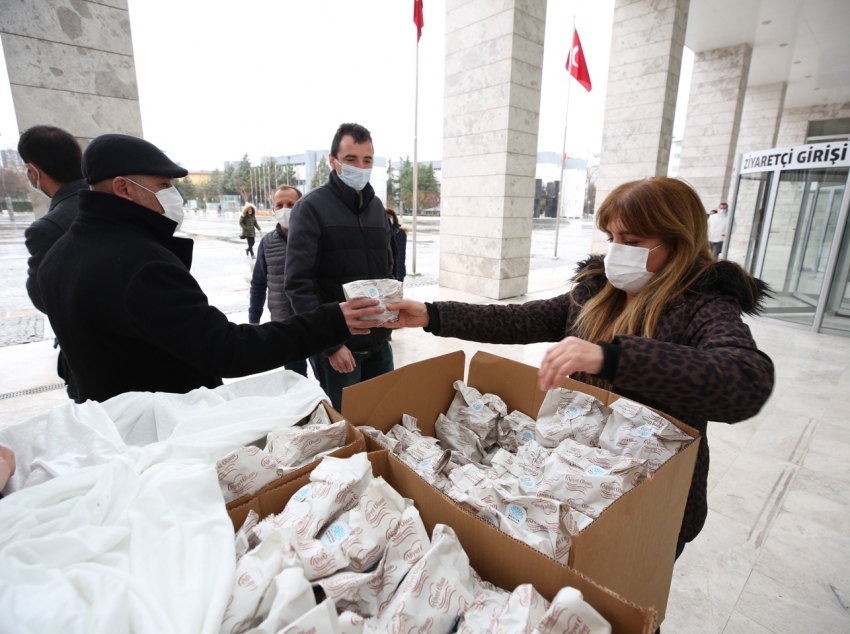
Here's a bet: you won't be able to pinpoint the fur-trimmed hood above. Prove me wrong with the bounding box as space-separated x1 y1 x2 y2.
572 255 771 315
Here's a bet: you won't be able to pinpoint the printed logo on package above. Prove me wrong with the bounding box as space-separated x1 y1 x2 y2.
320 521 351 546
505 503 528 527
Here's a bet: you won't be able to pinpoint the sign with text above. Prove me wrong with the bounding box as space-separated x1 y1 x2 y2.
740 141 850 174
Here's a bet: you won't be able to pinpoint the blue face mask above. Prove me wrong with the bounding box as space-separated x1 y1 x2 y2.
336 162 371 191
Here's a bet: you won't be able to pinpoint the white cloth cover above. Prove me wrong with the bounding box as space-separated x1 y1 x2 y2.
0 371 327 634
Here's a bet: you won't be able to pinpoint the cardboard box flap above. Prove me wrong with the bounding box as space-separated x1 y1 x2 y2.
342 350 465 436
228 450 656 634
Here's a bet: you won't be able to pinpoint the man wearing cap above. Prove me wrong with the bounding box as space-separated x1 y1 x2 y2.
38 134 383 403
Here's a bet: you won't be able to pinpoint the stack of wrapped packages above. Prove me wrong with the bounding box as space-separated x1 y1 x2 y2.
217 405 349 503
360 382 694 565
221 453 611 634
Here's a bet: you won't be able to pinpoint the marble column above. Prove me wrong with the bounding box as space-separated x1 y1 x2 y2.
591 0 690 253
726 82 786 203
678 43 752 212
0 0 144 149
439 0 546 299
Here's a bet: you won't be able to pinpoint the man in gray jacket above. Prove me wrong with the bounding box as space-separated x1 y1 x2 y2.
285 123 394 410
19 125 89 400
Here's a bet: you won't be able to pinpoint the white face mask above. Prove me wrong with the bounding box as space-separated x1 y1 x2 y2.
125 178 185 232
275 206 291 228
335 160 371 191
26 164 46 197
604 241 665 294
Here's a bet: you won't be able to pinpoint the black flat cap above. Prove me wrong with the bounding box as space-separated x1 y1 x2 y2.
82 133 188 184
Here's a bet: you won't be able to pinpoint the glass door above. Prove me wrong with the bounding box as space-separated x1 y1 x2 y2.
758 167 849 327
726 172 772 272
823 216 850 333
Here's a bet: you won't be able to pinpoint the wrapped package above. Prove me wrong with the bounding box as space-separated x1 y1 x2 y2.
257 453 372 541
498 410 538 452
535 388 609 448
342 279 404 324
265 419 347 468
446 381 508 443
243 567 315 634
277 597 341 634
599 398 693 473
386 414 423 452
490 584 550 633
219 528 299 634
537 439 648 519
435 413 486 462
316 504 430 617
293 476 406 580
368 524 475 633
532 587 612 634
235 510 260 560
217 418 348 503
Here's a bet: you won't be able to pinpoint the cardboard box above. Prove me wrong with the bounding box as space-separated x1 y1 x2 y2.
224 401 365 513
228 450 656 633
341 350 700 623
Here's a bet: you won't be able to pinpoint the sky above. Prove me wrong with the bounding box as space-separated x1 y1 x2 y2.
0 0 694 171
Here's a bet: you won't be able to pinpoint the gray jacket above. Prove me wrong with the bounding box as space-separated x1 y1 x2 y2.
24 179 89 312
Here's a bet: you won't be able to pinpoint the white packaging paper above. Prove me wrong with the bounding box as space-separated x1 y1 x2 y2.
532 587 612 634
498 409 538 452
342 279 404 324
535 388 609 448
435 413 486 462
446 381 508 443
599 398 693 473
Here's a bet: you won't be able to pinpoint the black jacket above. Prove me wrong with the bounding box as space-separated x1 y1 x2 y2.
24 179 89 312
285 171 393 355
391 224 407 282
39 191 351 403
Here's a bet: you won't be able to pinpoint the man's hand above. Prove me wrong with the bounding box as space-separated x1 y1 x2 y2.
0 445 15 491
538 337 605 391
383 299 429 329
340 298 384 335
329 345 356 373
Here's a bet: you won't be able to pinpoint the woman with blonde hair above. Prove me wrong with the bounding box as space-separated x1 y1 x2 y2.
239 203 262 258
386 177 774 563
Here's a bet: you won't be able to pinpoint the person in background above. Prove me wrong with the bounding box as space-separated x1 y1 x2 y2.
0 445 14 495
385 177 774 579
285 123 394 411
19 125 89 401
708 202 729 258
240 203 262 258
38 133 384 403
249 185 307 377
386 208 407 283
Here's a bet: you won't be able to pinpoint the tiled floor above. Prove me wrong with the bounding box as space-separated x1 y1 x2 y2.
1 280 848 633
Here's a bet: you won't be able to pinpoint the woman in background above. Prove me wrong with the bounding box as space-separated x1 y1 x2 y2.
386 208 407 283
239 203 262 258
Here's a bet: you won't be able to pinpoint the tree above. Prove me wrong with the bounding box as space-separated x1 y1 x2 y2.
399 157 440 212
386 158 396 206
281 163 297 186
235 154 252 201
311 156 331 189
173 177 197 202
220 164 239 196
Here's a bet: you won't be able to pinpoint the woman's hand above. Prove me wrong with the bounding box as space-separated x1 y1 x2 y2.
384 299 429 329
538 337 605 391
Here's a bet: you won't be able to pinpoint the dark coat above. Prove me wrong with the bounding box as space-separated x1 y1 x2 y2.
426 256 775 544
391 224 407 282
240 213 261 238
24 179 89 312
38 191 350 403
249 226 293 323
285 170 393 355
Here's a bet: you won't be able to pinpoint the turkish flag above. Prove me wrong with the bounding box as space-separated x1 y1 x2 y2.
567 29 592 92
414 0 424 42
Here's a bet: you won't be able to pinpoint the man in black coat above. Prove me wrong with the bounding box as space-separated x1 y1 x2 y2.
285 123 394 411
19 125 90 399
38 134 383 404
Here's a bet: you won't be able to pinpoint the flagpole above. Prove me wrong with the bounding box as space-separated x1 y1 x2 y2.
412 36 419 275
555 17 576 258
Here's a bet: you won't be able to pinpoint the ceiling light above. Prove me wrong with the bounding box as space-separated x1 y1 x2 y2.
779 43 788 47
814 87 820 90
805 75 812 78
762 20 772 25
794 60 801 64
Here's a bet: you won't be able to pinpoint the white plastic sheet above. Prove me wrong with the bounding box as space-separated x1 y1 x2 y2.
0 371 327 634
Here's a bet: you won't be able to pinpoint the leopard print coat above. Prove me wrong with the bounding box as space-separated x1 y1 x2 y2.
427 256 775 543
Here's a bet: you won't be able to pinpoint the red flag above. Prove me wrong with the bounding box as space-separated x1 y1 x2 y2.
567 29 592 92
413 0 424 42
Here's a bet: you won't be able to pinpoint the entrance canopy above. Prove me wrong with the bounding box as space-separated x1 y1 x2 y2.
727 140 850 335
